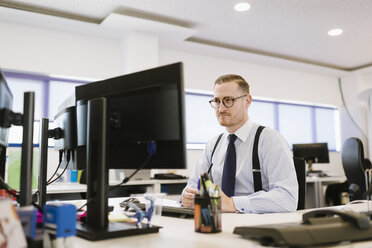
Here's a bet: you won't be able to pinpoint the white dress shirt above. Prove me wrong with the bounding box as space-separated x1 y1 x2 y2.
186 118 298 213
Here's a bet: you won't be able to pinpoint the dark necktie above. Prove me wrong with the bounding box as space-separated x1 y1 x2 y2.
222 134 237 197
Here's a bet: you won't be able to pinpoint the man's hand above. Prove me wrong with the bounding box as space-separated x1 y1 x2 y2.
220 190 237 212
181 187 198 207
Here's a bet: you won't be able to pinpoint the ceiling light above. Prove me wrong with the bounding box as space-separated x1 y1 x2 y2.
328 28 343 36
234 2 251 12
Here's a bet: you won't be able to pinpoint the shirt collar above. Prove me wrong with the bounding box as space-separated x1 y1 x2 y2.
227 118 254 142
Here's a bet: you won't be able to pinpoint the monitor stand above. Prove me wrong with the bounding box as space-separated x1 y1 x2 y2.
76 97 160 241
306 160 322 176
76 222 160 241
19 92 35 206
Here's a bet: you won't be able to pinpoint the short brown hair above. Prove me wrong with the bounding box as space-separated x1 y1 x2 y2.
214 74 249 94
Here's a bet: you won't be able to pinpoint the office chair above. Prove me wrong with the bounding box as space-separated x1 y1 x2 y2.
342 137 367 201
293 157 306 210
365 158 372 169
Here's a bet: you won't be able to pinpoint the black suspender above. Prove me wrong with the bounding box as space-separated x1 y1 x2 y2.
252 126 265 192
207 125 265 192
207 133 224 174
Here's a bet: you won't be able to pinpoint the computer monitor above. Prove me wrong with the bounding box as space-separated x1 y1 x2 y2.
292 142 329 173
52 106 86 170
75 62 186 170
74 62 186 240
0 69 35 206
0 70 13 179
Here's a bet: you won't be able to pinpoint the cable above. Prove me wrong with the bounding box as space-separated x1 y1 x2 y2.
31 150 65 199
0 175 19 199
77 154 153 213
110 154 153 191
77 198 94 212
338 78 368 141
47 151 71 185
46 150 64 184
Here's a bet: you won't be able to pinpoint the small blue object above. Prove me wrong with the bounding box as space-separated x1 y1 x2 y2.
17 207 37 238
70 170 78 182
44 204 76 238
125 196 154 228
147 141 157 155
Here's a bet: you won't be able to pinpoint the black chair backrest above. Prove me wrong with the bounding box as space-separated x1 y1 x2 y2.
365 158 372 169
342 137 366 198
293 157 306 210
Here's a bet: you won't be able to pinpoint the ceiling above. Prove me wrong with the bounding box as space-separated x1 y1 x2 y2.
0 0 372 72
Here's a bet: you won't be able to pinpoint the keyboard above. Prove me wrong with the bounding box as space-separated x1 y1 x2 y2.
153 173 187 180
120 199 194 218
307 170 328 177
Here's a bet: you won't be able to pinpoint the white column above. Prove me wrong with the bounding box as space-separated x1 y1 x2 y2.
359 88 372 158
339 74 369 155
119 31 159 74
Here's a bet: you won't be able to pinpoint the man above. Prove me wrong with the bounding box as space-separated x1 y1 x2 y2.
182 74 298 213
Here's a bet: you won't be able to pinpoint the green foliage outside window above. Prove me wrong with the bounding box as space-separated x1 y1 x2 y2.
7 148 39 190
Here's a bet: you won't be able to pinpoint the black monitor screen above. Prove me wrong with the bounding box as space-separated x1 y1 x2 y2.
75 62 186 170
0 70 13 148
292 143 329 164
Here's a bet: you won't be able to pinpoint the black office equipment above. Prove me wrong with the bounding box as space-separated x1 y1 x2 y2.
292 142 329 175
53 106 86 170
75 62 186 170
342 137 368 201
0 70 14 179
293 157 306 210
73 63 186 240
0 69 35 206
154 173 186 180
37 118 49 210
234 209 372 247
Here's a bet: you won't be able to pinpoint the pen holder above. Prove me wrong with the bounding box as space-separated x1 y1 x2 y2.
194 195 221 233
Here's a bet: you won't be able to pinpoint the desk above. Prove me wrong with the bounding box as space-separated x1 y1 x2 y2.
68 198 372 248
45 179 188 200
306 176 346 209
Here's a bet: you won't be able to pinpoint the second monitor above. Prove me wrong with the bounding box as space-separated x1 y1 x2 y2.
75 62 186 170
293 142 329 175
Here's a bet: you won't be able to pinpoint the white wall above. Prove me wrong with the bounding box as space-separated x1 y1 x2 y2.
339 71 372 159
159 48 341 106
0 21 121 79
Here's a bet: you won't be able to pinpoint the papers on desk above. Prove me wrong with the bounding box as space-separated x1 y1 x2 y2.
160 199 194 217
162 198 183 208
108 213 132 222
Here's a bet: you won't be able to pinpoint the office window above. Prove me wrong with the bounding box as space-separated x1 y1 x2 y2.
185 91 339 151
49 80 84 119
8 122 40 146
278 104 313 146
185 93 224 147
315 108 338 150
5 76 46 120
249 100 276 129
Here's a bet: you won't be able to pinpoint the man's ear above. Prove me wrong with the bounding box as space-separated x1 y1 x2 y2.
245 94 252 108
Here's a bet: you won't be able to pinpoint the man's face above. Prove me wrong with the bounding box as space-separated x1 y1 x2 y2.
213 81 251 132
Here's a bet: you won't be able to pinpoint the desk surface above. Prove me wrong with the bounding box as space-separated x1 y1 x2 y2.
306 175 346 183
46 179 189 194
67 198 372 248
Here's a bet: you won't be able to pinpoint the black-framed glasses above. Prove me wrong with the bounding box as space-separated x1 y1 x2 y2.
209 95 247 109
